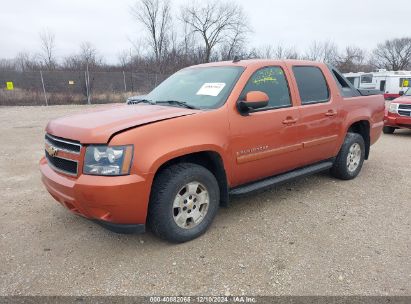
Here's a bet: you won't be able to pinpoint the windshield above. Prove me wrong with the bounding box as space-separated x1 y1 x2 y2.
145 66 244 109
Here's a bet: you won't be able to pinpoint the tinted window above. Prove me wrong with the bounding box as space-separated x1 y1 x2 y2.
361 74 373 83
293 66 329 104
346 77 356 85
330 68 360 98
332 70 350 88
241 67 291 109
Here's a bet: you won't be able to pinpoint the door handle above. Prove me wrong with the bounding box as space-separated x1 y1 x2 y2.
325 110 337 117
282 117 298 125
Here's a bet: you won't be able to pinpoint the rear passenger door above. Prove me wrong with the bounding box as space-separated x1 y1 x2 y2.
289 65 341 165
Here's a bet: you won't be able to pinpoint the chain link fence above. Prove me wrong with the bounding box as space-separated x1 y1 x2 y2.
0 70 170 106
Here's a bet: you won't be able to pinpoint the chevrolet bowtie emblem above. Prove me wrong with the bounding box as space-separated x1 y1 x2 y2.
46 145 59 157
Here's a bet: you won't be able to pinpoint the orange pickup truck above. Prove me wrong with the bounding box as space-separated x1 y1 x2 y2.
40 59 385 243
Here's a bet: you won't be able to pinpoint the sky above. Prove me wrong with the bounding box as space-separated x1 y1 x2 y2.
1 0 410 64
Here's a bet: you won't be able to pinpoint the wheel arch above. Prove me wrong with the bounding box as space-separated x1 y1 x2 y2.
347 120 370 159
151 150 230 207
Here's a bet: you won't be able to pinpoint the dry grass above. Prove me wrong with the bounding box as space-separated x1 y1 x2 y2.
0 89 139 106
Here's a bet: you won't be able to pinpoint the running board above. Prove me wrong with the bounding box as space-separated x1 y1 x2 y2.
229 161 333 196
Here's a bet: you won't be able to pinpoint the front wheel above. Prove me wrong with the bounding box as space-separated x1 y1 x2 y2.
148 163 220 243
331 133 365 180
383 126 396 134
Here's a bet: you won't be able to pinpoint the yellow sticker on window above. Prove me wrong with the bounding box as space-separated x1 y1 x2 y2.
6 81 14 90
252 68 279 85
403 79 409 87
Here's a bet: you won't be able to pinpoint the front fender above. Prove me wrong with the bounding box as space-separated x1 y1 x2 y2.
147 144 228 176
109 108 232 182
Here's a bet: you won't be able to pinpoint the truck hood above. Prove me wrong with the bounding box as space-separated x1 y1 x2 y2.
394 96 411 104
46 104 200 144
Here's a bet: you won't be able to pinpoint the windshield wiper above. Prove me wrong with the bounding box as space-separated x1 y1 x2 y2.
155 100 199 110
127 98 156 105
128 97 199 110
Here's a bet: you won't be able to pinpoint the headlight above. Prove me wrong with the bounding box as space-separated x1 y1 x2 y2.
84 145 133 176
388 103 399 114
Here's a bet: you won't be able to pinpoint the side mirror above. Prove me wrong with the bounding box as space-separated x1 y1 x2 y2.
237 91 269 115
399 91 404 96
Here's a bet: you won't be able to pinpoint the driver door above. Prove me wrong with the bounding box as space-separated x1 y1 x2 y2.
228 65 303 186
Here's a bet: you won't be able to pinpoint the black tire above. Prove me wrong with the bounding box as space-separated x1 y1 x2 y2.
331 133 365 180
383 126 396 134
148 163 220 243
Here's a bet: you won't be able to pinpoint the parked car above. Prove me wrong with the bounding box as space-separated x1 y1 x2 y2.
383 89 411 134
40 59 385 243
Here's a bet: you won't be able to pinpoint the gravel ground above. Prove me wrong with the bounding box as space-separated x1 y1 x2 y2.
0 105 410 296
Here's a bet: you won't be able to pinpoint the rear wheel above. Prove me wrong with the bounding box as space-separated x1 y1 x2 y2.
148 163 220 243
383 126 396 134
331 133 365 180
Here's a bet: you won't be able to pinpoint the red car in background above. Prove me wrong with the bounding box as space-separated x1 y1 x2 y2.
384 89 411 134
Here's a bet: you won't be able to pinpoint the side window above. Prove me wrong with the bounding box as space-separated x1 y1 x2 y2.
332 69 350 88
293 66 330 104
361 74 373 84
346 77 356 85
400 78 411 88
330 68 360 98
241 66 291 109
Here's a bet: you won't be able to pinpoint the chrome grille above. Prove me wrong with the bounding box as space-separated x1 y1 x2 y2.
398 104 411 117
399 104 411 110
45 134 81 154
45 134 81 176
398 110 411 117
45 152 78 176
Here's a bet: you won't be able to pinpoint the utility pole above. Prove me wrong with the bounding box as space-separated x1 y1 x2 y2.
122 71 127 92
40 70 48 106
86 63 91 104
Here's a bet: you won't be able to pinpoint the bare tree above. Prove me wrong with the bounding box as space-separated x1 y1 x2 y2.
304 40 339 65
255 45 275 59
272 45 299 59
79 41 102 68
0 58 17 71
250 44 299 60
39 29 57 69
14 52 40 71
118 50 133 69
220 16 250 60
181 1 249 62
61 42 102 70
131 0 172 62
181 20 196 57
335 46 370 73
371 37 411 71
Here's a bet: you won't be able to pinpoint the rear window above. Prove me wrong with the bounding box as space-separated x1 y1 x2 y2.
330 67 360 98
293 66 329 104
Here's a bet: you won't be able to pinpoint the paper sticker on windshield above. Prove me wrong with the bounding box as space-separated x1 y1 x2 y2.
196 83 226 97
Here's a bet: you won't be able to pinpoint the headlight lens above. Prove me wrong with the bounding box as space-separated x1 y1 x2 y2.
388 103 399 114
84 145 133 176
